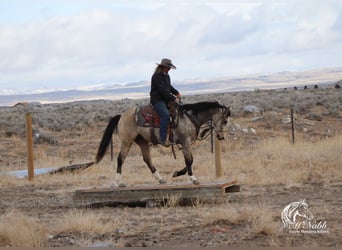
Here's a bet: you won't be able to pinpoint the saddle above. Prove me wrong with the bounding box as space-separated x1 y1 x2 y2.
135 104 161 128
135 103 178 145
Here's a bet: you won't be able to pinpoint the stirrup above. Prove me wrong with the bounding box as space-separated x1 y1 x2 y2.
160 140 171 147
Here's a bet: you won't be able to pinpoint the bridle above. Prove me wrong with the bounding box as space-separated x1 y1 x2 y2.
171 102 229 159
198 107 229 136
174 103 229 154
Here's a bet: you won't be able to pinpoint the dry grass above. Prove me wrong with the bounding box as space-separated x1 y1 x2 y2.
1 134 341 189
0 209 47 247
52 209 122 235
249 207 281 236
197 204 280 236
0 208 126 247
219 134 342 185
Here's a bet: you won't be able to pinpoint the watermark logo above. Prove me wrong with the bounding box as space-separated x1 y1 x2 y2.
281 199 329 234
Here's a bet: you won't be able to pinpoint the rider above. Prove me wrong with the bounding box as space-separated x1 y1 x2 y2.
150 58 181 146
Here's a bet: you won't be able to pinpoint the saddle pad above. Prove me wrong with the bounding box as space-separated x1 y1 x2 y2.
135 104 160 128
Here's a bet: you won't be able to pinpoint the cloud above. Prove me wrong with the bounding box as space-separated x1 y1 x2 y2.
0 0 342 91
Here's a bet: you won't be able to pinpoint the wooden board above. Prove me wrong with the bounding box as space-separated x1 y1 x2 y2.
74 180 239 207
49 161 94 174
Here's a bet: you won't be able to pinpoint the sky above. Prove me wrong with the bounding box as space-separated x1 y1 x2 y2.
1 0 342 94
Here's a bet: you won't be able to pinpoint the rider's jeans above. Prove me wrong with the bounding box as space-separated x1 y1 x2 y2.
153 101 169 143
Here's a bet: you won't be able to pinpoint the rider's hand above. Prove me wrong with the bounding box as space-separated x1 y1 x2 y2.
175 93 181 104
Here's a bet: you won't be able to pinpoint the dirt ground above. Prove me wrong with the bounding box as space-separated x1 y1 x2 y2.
0 180 341 247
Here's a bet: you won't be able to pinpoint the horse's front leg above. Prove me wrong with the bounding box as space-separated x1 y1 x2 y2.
184 149 200 185
172 166 187 177
173 142 199 185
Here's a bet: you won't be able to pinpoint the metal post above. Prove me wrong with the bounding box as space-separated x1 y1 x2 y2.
25 113 34 180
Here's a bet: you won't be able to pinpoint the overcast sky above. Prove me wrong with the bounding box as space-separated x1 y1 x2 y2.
1 0 342 93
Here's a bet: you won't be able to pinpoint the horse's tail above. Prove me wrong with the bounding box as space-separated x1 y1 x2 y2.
95 115 121 163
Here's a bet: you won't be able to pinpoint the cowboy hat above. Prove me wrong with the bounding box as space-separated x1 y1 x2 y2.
156 58 176 69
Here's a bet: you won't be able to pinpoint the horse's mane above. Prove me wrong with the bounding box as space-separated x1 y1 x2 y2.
182 101 226 114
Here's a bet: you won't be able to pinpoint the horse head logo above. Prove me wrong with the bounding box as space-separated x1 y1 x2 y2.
281 199 314 229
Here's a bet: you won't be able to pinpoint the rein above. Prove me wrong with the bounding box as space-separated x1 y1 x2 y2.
196 119 216 153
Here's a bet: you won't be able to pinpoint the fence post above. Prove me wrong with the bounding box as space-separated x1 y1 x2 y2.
25 112 34 181
215 137 222 178
291 108 295 144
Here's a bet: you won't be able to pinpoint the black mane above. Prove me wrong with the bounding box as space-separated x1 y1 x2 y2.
182 101 225 114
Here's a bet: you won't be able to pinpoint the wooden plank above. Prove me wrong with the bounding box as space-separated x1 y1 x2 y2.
74 180 239 206
49 161 95 174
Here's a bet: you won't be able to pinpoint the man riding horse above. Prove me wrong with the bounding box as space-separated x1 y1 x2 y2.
150 58 181 146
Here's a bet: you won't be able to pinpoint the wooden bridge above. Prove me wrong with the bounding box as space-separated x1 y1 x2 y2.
74 180 239 207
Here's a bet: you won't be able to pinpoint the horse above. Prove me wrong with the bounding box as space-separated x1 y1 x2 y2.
95 101 231 187
281 200 314 229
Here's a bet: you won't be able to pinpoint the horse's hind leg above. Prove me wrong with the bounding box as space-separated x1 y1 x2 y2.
114 141 132 187
135 136 166 184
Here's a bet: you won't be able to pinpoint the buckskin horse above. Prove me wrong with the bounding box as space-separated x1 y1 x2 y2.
95 101 230 186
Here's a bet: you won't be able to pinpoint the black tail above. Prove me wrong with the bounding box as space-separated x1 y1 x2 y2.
95 115 121 163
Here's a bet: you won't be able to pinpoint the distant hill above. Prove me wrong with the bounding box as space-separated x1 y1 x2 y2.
1 67 342 106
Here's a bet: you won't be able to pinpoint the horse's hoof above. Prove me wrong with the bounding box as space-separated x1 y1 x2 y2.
159 179 167 184
118 183 126 188
172 171 178 177
192 180 200 185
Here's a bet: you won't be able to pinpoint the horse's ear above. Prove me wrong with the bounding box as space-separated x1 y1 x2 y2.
300 199 308 207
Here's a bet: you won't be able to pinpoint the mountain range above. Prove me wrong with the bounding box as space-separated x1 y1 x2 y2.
1 67 342 107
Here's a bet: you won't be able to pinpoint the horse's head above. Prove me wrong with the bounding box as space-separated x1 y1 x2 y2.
295 199 314 222
181 101 231 140
212 106 230 140
282 199 314 227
